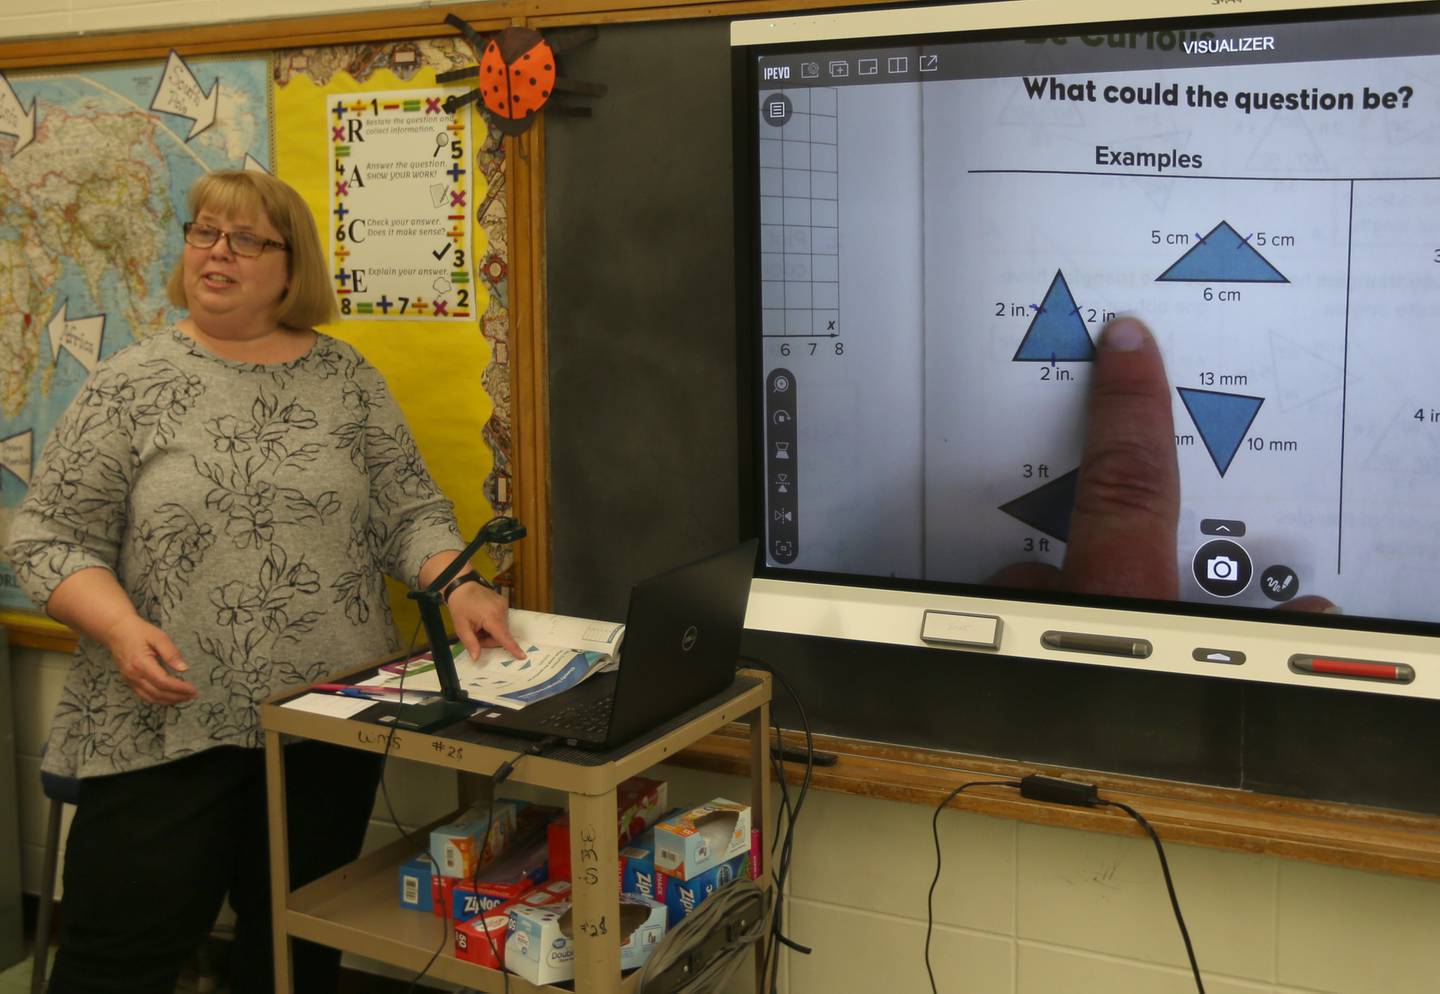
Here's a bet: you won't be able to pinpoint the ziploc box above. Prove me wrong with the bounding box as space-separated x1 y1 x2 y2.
454 879 571 968
430 801 518 879
398 852 436 913
449 836 549 923
653 799 751 880
657 851 750 927
505 894 667 985
618 807 682 902
549 775 668 880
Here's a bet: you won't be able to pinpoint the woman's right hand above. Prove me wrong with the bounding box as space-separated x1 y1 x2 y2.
104 616 198 705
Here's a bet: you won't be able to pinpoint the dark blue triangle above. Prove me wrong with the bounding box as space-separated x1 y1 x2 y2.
998 467 1079 542
1013 270 1095 362
1157 221 1289 283
1177 387 1264 477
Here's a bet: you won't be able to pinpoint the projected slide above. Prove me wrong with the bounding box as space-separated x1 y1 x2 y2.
757 25 1440 622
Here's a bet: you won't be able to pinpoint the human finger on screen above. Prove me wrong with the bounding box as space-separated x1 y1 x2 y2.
1059 316 1181 600
988 318 1180 597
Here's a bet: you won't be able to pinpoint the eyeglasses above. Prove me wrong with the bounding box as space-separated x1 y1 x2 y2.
183 221 288 258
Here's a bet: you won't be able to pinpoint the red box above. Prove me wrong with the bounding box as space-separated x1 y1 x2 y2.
548 776 668 880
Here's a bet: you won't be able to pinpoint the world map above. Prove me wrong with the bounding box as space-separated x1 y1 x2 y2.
0 55 269 609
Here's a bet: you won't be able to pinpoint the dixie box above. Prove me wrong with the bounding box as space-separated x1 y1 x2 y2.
505 894 667 985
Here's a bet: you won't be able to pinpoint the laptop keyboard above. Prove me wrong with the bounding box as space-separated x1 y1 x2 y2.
541 696 613 737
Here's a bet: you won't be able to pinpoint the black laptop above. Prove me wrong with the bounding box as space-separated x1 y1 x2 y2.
466 540 758 749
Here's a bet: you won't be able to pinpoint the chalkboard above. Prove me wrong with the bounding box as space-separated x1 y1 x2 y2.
543 19 1440 816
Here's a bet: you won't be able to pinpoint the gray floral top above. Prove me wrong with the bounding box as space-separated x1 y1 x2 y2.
5 330 463 778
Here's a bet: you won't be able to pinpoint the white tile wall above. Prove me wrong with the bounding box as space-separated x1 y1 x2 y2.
788 898 1014 994
1017 821 1279 982
788 787 1015 934
1277 860 1440 994
1018 944 1284 994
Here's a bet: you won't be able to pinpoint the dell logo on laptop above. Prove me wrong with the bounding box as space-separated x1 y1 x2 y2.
681 626 699 652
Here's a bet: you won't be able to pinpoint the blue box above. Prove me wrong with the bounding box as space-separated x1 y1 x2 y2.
399 852 436 913
657 852 749 927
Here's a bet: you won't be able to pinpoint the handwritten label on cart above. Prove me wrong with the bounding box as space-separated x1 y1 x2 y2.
328 88 473 321
356 728 403 749
432 740 465 761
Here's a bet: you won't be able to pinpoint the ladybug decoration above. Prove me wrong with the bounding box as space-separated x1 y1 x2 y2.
439 15 604 136
478 28 556 135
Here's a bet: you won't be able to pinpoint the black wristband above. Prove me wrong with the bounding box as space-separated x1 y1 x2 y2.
441 570 492 603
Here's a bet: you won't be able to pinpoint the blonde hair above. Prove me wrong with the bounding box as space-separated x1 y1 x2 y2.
166 170 338 329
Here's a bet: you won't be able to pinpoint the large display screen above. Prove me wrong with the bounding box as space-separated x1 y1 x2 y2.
742 2 1440 630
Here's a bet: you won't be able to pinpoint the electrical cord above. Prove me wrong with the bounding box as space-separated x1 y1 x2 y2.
464 736 562 994
378 604 553 994
636 877 771 993
927 775 1206 994
738 657 814 993
377 618 424 845
925 780 1022 994
1100 799 1205 994
401 736 560 994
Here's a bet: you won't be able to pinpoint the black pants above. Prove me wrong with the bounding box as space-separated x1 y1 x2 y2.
47 742 383 994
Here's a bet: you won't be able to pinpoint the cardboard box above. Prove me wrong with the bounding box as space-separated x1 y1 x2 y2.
656 852 750 927
398 852 436 913
430 801 518 879
449 837 549 923
549 776 668 880
505 894 667 985
454 879 571 968
618 810 682 902
653 800 751 880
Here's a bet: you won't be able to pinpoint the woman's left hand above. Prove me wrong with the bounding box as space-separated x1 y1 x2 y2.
446 581 526 660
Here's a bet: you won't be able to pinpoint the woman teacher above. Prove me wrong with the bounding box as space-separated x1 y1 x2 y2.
6 169 520 994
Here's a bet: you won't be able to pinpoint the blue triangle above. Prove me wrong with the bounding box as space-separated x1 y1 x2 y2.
1178 387 1264 477
1013 270 1095 362
1157 221 1289 283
